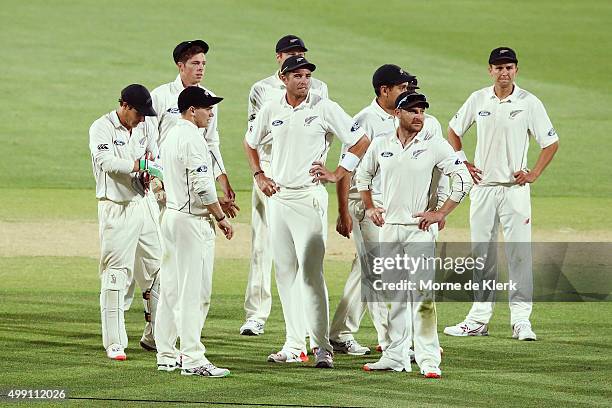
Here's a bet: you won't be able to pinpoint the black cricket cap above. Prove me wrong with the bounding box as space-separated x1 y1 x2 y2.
489 47 518 64
280 55 316 75
178 86 223 113
173 40 209 63
276 35 308 53
395 91 429 110
372 64 418 90
120 84 157 116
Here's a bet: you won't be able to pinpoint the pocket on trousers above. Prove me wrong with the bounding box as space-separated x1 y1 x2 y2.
507 185 531 219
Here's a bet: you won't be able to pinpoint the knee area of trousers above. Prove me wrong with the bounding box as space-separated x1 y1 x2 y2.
101 269 128 291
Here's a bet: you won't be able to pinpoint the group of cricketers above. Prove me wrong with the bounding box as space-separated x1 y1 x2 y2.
89 34 559 379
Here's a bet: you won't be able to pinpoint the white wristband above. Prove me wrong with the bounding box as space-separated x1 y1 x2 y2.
340 152 360 172
456 150 468 163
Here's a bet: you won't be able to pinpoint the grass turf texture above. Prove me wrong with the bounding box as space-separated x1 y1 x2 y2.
1 0 611 406
1 256 611 407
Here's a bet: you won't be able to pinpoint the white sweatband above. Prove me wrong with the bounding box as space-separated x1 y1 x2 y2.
340 152 360 172
456 150 468 163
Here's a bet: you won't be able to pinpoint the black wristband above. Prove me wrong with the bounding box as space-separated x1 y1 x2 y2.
253 170 265 178
215 214 226 222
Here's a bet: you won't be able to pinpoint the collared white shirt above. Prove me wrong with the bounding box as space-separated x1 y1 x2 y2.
151 75 226 176
449 84 559 186
343 98 447 202
89 111 159 202
162 119 218 216
246 71 328 162
246 92 362 189
356 130 472 225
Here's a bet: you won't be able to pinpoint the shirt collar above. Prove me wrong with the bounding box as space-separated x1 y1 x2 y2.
488 83 521 102
281 91 311 110
178 118 199 130
173 74 205 91
391 128 425 147
370 98 394 120
110 111 125 130
273 70 286 89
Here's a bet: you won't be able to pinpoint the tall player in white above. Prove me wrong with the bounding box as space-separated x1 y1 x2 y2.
240 35 328 336
444 47 559 340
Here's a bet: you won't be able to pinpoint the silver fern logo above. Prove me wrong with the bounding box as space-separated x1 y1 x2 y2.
510 110 523 119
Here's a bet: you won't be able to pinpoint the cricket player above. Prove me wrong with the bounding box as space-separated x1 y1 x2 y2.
89 84 163 360
357 91 471 378
330 64 441 356
151 40 237 204
155 86 233 378
240 34 329 336
444 47 559 340
245 56 370 368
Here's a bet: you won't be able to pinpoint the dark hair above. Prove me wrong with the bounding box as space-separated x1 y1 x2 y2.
177 45 206 64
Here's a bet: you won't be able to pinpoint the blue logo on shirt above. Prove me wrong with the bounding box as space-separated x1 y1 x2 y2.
381 151 394 158
196 165 208 173
272 120 284 126
478 111 491 117
167 107 180 114
350 122 361 132
548 128 557 137
113 140 125 146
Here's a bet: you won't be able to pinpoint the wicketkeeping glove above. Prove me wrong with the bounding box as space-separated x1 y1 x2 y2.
139 159 164 181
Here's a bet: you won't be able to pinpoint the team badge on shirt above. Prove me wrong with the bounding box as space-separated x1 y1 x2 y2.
304 116 318 126
411 149 427 159
196 165 208 173
509 109 524 119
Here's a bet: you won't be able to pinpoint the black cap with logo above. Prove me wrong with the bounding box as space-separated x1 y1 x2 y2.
395 91 429 110
489 47 518 64
178 86 223 113
173 40 209 63
372 64 418 90
280 55 316 75
275 35 308 53
120 84 157 116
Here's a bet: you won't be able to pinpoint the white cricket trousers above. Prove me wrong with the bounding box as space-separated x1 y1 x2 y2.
378 224 441 371
329 198 390 348
98 197 161 349
466 184 533 326
268 185 332 354
155 209 216 370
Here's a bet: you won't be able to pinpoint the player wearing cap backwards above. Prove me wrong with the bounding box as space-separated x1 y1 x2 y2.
245 56 370 368
357 91 471 378
89 84 163 360
150 40 238 210
154 86 233 378
444 47 559 341
330 64 451 357
240 34 329 337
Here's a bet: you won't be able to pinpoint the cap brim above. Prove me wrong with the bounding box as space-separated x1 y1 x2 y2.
194 96 224 108
136 105 157 117
282 62 316 74
277 45 308 53
400 101 429 110
489 57 518 64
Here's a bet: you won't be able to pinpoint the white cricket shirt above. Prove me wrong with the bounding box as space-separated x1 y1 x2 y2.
246 71 328 163
89 111 159 203
449 84 559 186
356 129 472 225
151 75 226 176
246 92 362 189
162 119 218 216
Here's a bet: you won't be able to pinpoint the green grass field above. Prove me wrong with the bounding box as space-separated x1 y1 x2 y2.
1 0 611 406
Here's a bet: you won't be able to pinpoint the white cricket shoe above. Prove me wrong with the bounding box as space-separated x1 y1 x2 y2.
512 321 537 341
314 348 334 369
267 349 309 363
443 321 489 337
106 344 127 361
420 365 442 379
363 358 408 372
240 319 265 336
181 363 230 378
157 356 182 372
330 339 371 356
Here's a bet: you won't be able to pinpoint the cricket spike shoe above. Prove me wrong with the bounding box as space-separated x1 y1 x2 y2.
443 321 489 337
181 363 230 378
267 350 309 363
420 365 442 379
157 356 182 372
363 359 408 372
512 321 537 341
331 339 371 356
106 344 127 361
240 319 265 336
314 348 334 369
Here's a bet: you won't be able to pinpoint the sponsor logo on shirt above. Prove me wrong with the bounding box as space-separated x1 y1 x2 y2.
196 165 208 173
455 159 462 165
248 114 256 122
548 128 557 137
509 109 524 119
272 120 284 126
167 107 180 114
350 122 361 132
97 144 109 150
113 140 125 146
478 111 491 117
381 151 394 158
139 137 146 146
411 149 427 159
304 116 318 126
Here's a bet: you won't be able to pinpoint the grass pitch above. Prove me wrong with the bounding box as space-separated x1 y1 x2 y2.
1 0 611 406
